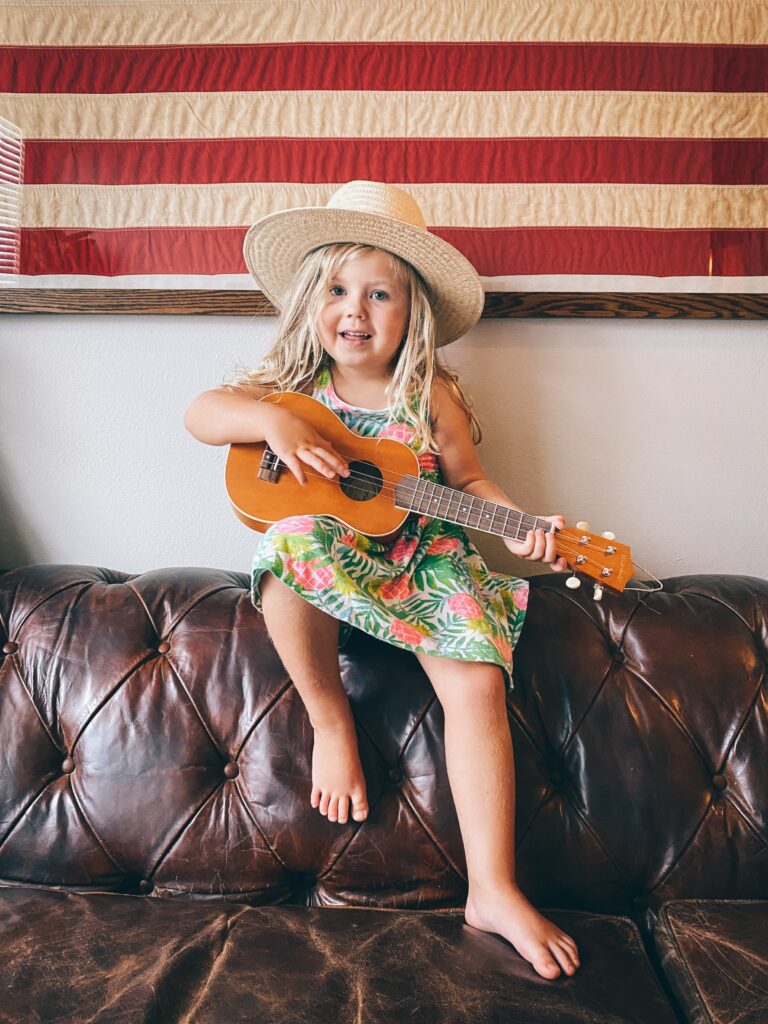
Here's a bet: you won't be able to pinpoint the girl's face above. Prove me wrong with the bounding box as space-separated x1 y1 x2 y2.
316 249 410 377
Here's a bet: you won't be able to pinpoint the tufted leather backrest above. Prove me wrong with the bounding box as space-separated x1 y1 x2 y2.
1 565 766 917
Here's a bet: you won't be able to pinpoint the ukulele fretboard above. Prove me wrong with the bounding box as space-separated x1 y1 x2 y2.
395 475 556 541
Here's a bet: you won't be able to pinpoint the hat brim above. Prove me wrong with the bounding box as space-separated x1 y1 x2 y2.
243 206 485 347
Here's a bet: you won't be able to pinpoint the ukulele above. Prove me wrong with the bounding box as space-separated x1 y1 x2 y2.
225 391 634 598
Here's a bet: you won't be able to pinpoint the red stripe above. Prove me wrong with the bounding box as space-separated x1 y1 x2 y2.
23 138 768 186
4 42 767 93
20 228 768 277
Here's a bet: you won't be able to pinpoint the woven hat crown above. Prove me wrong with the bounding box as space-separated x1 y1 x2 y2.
326 181 428 231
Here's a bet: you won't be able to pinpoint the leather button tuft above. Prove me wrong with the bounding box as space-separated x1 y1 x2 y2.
2 641 18 655
612 648 626 664
138 880 154 895
712 773 728 791
157 641 170 654
224 761 239 779
549 769 564 786
61 757 75 774
387 767 403 785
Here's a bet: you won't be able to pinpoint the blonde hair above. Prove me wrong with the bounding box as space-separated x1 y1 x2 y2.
224 242 482 452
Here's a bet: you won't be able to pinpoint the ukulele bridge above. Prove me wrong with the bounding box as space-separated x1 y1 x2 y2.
258 446 282 483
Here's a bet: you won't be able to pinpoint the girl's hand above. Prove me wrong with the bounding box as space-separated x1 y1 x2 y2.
263 406 350 486
503 514 569 572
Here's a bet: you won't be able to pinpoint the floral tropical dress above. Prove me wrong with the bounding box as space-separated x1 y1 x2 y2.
250 364 530 690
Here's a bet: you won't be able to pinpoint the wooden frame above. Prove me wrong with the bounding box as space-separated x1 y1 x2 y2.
1 290 765 318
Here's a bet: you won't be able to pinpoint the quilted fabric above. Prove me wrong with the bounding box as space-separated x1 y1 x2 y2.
0 565 766 917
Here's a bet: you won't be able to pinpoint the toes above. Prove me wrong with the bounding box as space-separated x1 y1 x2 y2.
352 807 368 821
552 942 578 975
327 795 339 822
557 936 580 968
351 791 368 821
533 952 561 978
313 788 367 823
337 795 349 824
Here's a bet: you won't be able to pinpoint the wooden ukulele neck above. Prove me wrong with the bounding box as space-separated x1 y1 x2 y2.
395 475 554 541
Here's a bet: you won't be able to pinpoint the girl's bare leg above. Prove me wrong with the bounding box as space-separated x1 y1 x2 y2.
415 651 580 980
259 572 368 824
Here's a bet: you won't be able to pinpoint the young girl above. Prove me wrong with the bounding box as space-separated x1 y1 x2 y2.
184 181 580 980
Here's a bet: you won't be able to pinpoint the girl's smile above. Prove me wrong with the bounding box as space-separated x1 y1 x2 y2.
316 250 409 375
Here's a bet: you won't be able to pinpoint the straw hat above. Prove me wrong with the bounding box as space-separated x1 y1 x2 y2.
242 180 485 347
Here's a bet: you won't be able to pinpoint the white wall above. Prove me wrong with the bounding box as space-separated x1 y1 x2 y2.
1 312 766 586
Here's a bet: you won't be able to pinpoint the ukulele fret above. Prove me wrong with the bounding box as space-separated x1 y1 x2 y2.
424 479 438 515
466 496 477 528
427 480 442 516
468 496 480 529
395 475 416 512
437 484 450 520
415 477 430 515
459 494 472 526
480 498 494 531
448 491 459 524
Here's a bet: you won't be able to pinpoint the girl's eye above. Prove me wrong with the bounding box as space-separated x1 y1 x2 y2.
328 286 389 299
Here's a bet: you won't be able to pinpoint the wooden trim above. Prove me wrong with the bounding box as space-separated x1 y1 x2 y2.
0 289 766 318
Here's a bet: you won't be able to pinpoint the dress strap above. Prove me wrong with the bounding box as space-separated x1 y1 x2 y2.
311 363 332 397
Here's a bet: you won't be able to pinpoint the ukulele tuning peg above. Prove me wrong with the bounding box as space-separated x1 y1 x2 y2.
576 521 591 531
565 574 582 590
601 530 616 540
593 584 604 602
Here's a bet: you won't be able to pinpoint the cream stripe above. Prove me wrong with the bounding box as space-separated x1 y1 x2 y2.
0 1 765 46
12 273 768 293
21 182 768 229
4 91 767 141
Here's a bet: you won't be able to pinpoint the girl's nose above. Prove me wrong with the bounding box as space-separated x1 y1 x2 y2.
344 290 368 312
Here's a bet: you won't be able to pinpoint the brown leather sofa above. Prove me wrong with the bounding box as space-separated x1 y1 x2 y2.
0 563 766 1023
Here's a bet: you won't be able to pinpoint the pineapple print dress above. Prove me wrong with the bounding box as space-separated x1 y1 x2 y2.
250 364 530 691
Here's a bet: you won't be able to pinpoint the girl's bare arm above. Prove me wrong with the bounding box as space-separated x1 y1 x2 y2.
184 385 349 483
183 385 277 446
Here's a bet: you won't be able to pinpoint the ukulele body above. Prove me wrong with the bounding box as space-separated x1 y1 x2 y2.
225 391 420 543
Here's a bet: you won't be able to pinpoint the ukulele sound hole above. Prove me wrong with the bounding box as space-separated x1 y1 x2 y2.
340 460 383 502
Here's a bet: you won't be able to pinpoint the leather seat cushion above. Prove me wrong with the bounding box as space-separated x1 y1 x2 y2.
655 899 768 1024
1 887 679 1023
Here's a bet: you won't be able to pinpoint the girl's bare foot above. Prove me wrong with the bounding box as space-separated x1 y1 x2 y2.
310 720 369 824
465 883 580 979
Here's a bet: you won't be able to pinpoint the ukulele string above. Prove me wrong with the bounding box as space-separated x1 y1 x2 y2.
290 447 555 533
286 461 550 537
275 460 617 557
310 451 619 553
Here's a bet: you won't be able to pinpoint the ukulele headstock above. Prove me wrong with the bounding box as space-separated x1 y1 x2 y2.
555 523 634 596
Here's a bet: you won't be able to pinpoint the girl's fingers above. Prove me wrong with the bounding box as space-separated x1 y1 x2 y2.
307 444 349 478
527 528 546 559
299 446 337 479
545 530 559 563
296 445 344 480
282 452 307 485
